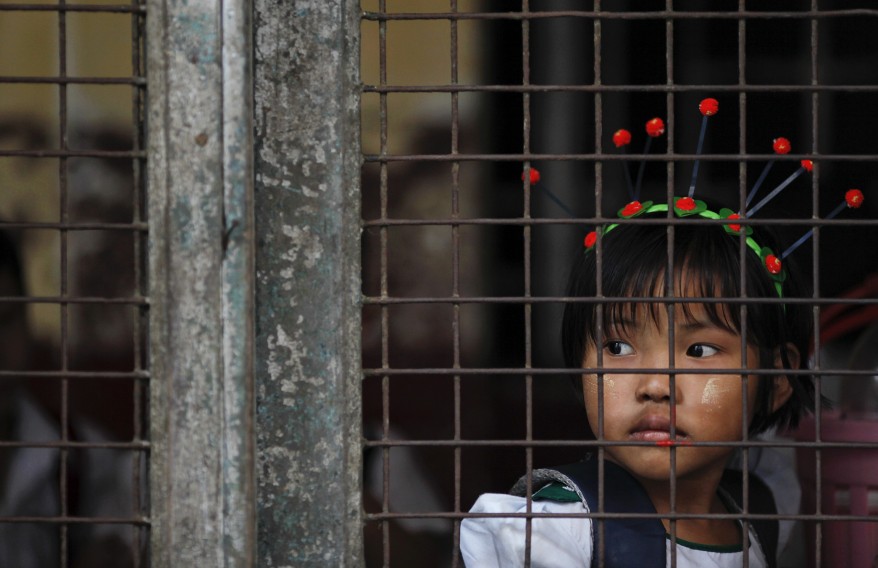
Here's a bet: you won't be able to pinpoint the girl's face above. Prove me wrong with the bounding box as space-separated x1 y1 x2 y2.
581 303 765 483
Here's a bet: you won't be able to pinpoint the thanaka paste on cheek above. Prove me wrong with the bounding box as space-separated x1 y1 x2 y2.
700 376 734 406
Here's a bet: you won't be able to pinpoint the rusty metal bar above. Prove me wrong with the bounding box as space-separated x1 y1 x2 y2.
361 10 878 21
252 0 362 565
146 0 256 563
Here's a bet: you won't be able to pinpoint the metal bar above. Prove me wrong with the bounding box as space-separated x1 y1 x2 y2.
0 3 145 12
0 76 146 85
252 0 362 565
361 152 877 162
378 1 390 562
57 2 71 562
450 1 463 566
147 0 256 562
361 10 878 21
363 84 878 93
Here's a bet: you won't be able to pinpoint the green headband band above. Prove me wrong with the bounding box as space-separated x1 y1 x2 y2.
583 197 786 299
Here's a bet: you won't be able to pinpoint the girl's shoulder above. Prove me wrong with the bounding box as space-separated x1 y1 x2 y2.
460 489 593 567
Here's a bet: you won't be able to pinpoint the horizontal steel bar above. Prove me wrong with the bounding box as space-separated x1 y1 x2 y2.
363 152 876 163
361 439 878 450
0 149 146 159
364 83 878 94
0 295 149 305
361 218 878 228
360 367 873 377
0 76 146 86
361 295 878 307
0 515 150 526
365 511 878 523
0 3 145 13
362 10 878 21
0 369 149 380
0 440 150 450
0 222 148 231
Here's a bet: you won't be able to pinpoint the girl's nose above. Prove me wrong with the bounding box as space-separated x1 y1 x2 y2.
634 352 680 403
635 373 673 403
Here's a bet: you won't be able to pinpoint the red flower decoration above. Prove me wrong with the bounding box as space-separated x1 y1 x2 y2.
676 196 696 211
699 98 719 116
584 231 598 249
726 213 742 234
846 189 864 208
646 118 665 138
765 254 783 275
521 167 540 184
612 129 632 148
772 137 791 155
621 201 643 217
800 159 814 173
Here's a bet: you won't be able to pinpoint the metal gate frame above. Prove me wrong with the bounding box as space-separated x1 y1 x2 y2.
147 0 362 565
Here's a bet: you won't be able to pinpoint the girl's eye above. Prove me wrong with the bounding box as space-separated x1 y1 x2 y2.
606 341 634 356
687 344 719 358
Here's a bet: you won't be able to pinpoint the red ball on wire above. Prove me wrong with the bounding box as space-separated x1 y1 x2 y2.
521 167 540 185
772 137 791 155
846 189 864 208
765 255 783 275
699 98 719 116
613 129 632 148
646 118 665 138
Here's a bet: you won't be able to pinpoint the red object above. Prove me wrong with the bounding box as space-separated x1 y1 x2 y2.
801 159 814 172
584 231 597 249
765 254 783 275
676 196 696 211
846 189 865 208
699 98 719 116
645 118 665 138
656 439 692 447
521 167 540 184
621 201 643 217
612 129 632 148
726 213 742 233
773 137 791 155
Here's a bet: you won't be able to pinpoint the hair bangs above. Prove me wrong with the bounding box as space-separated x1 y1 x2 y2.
588 223 753 348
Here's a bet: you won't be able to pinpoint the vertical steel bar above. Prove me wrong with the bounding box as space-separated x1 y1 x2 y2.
737 5 753 568
450 1 463 566
664 5 677 567
810 4 823 566
521 3 534 567
130 0 147 563
378 1 390 563
252 0 362 565
592 4 606 567
57 2 70 564
147 0 256 563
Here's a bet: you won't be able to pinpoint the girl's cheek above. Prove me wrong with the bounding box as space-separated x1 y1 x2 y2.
583 375 622 402
699 376 739 409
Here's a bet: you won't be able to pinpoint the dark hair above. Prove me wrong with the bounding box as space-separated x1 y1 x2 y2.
561 212 815 435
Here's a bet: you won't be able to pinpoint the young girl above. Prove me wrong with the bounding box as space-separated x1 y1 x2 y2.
460 203 816 567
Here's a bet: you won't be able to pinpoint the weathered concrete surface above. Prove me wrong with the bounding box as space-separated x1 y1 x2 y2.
148 0 256 564
253 0 362 565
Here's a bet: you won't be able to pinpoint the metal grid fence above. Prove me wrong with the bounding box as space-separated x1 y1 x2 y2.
361 2 878 567
0 1 148 566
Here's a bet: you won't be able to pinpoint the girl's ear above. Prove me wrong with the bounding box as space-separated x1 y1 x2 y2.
770 343 799 413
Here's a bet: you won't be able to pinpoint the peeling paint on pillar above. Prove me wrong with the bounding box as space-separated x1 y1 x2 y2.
254 0 362 565
148 0 256 564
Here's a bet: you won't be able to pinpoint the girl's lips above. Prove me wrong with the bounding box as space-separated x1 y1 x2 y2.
629 415 688 440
